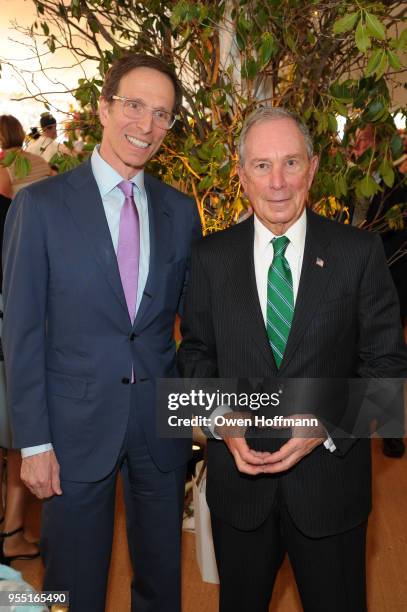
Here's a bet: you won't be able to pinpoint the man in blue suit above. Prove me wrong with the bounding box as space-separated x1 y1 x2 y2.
2 54 201 611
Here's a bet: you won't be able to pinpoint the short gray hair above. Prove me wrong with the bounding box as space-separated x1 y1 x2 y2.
238 107 314 165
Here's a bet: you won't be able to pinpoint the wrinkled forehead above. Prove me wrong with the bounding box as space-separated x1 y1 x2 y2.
245 119 309 158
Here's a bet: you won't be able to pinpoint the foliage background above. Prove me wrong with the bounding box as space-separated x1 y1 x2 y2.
1 0 407 235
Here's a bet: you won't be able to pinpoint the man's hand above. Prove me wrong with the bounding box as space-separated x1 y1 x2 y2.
215 411 272 475
262 414 326 474
21 450 62 499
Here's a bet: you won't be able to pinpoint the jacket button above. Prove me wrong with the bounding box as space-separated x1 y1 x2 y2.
121 377 130 385
129 333 136 341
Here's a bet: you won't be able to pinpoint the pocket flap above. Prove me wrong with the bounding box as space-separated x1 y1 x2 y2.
47 371 87 399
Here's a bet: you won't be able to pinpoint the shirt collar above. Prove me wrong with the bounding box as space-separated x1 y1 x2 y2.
91 145 145 197
254 208 307 255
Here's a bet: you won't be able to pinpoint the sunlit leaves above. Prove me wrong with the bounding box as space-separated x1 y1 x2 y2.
355 18 371 53
365 13 386 41
333 12 358 35
378 158 395 188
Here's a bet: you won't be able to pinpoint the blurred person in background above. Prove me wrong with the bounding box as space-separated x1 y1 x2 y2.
0 115 51 198
25 113 71 164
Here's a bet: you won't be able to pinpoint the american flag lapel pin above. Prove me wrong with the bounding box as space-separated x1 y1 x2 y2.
315 257 324 268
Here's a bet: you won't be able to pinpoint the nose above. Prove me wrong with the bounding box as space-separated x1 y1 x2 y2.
269 164 285 190
136 109 154 133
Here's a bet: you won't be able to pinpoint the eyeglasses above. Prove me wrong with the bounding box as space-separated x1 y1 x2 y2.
111 95 177 130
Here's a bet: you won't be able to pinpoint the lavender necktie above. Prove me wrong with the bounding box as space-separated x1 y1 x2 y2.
117 180 140 324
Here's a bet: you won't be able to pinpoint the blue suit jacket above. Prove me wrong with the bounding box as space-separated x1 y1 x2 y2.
2 160 202 481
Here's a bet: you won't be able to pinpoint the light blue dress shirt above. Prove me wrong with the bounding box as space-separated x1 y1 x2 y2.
22 147 150 457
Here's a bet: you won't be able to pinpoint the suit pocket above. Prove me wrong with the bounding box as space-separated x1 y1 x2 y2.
47 370 88 399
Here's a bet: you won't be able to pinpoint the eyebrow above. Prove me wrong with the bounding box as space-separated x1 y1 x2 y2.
250 153 304 163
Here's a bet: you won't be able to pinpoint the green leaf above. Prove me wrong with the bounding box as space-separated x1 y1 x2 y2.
41 21 49 36
357 174 380 198
88 18 100 34
355 18 371 53
333 99 348 116
212 143 225 161
236 29 246 51
374 50 388 80
198 175 214 191
328 114 338 133
330 82 352 102
238 15 252 34
1 150 17 167
316 112 328 134
219 161 231 178
365 12 386 41
241 57 258 81
365 48 382 77
333 12 358 35
387 50 402 70
378 159 395 188
188 156 207 174
335 174 348 197
284 31 297 54
14 154 31 180
170 2 189 28
258 32 276 67
390 134 404 159
385 205 404 231
365 99 384 122
392 28 407 51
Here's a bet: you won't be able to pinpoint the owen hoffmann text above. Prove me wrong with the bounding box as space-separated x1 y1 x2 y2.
167 414 319 428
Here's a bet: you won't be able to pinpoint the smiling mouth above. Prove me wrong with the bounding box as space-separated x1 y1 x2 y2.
126 134 150 149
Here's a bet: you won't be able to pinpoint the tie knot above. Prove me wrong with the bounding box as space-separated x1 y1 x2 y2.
117 180 134 198
272 236 290 258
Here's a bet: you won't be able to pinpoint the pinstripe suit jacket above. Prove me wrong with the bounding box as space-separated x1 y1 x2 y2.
178 209 407 535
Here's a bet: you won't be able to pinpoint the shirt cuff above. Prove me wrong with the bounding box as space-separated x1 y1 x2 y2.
208 405 232 439
21 443 53 458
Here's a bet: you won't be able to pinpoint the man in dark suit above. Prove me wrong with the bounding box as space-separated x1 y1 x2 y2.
178 108 407 612
2 54 201 611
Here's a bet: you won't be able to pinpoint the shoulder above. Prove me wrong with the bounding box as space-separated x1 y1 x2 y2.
307 209 378 249
9 161 91 220
144 172 194 209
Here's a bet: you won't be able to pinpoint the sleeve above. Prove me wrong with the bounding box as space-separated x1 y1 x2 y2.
2 188 51 448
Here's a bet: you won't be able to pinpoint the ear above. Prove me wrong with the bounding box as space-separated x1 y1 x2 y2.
307 155 319 188
99 97 110 128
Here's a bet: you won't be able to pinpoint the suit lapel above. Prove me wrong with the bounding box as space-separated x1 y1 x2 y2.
279 210 335 373
134 174 173 329
225 217 277 373
64 161 128 316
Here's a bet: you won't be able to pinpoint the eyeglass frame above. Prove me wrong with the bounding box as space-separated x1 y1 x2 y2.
110 95 178 130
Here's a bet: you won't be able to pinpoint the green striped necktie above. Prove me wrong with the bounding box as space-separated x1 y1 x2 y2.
266 236 294 368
